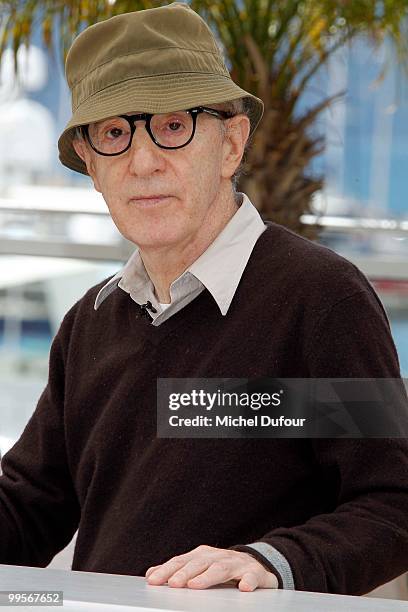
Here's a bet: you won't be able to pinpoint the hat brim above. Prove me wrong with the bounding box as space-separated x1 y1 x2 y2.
58 73 264 175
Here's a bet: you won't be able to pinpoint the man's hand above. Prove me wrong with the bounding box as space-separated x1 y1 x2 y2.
145 545 279 592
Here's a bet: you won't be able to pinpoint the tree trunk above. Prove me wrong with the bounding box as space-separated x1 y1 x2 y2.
239 104 324 241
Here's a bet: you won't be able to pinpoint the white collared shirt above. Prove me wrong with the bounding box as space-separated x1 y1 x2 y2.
94 192 266 325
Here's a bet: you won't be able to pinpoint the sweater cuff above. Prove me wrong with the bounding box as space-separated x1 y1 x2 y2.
229 542 295 590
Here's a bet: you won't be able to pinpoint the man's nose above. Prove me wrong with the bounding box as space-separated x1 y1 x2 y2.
127 121 166 175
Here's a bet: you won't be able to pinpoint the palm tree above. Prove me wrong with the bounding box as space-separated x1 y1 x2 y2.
1 0 407 238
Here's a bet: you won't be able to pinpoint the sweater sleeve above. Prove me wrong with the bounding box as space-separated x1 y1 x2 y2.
0 307 80 567
231 288 408 594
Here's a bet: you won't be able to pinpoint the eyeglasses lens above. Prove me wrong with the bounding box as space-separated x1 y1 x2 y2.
88 111 194 153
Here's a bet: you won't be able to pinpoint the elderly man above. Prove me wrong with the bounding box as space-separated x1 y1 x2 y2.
0 1 407 597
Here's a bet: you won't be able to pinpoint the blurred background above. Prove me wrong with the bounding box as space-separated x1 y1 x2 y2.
0 0 407 600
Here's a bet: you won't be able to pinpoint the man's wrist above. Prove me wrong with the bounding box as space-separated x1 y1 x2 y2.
229 544 284 589
246 553 279 588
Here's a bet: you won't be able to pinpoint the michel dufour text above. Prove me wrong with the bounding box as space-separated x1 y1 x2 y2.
167 389 306 428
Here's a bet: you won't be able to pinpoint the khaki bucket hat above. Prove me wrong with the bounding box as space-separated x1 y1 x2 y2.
58 1 264 175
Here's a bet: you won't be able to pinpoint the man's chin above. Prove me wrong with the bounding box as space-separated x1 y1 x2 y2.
127 229 187 250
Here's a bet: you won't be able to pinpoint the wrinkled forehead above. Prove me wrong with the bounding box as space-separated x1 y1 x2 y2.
91 108 194 123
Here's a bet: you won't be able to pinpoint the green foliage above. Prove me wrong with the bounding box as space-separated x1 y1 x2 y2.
1 1 407 109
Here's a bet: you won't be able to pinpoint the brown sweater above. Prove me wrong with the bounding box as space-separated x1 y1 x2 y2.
0 221 407 594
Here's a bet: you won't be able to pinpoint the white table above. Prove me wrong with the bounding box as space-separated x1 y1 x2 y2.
0 565 406 611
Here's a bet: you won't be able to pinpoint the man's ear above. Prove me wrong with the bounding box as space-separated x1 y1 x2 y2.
221 114 251 180
72 137 102 193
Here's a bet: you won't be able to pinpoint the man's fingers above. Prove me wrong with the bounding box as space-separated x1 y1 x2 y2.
167 559 211 587
145 547 279 591
146 546 218 585
186 560 233 589
238 572 259 592
238 568 278 591
146 556 188 584
258 568 279 589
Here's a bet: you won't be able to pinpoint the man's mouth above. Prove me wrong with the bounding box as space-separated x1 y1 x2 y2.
130 195 171 206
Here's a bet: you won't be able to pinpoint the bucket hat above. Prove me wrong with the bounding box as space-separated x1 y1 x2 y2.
58 1 264 175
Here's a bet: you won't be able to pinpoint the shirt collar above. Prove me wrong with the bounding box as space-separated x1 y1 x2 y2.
94 192 266 315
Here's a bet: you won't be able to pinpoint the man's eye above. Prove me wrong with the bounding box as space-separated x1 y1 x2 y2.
166 121 184 132
106 128 124 139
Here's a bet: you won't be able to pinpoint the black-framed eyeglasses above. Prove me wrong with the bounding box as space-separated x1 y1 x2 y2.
80 106 234 156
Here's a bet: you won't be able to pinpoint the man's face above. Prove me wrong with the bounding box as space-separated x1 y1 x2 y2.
73 108 250 252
